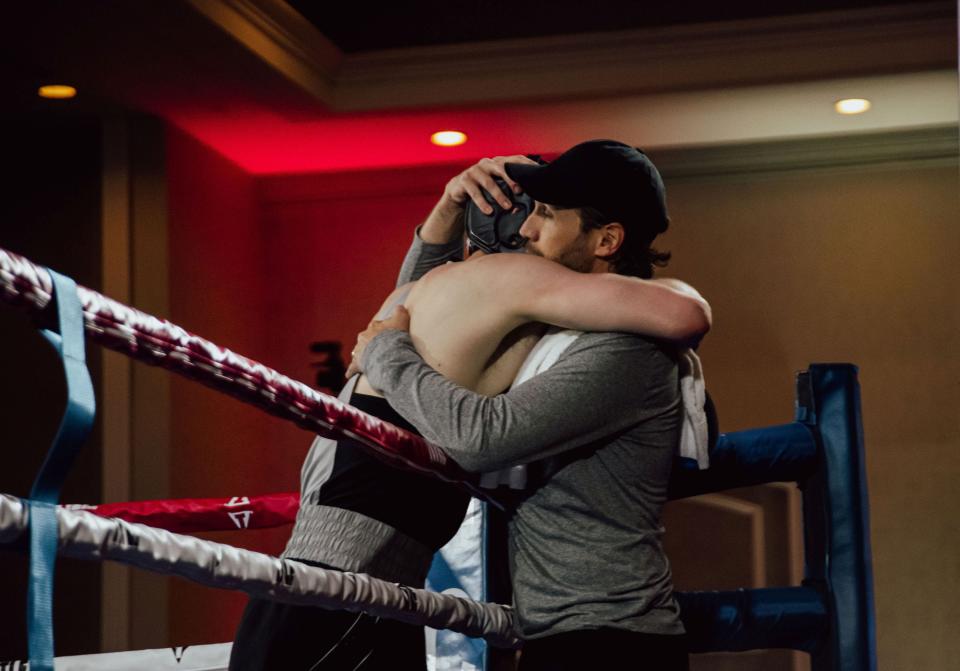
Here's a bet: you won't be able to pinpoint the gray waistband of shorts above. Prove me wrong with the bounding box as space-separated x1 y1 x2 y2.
282 504 434 586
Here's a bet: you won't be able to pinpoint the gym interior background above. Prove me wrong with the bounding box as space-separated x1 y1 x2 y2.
0 2 956 669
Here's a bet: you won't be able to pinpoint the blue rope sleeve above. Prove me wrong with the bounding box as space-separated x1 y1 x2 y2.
26 269 96 671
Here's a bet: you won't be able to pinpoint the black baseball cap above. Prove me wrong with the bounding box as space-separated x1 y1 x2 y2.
505 140 669 244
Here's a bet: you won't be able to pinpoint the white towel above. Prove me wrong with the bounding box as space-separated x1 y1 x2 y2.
678 348 710 470
479 331 710 490
479 328 582 489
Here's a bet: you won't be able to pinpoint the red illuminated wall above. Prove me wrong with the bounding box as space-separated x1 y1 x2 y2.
166 127 284 644
164 128 470 644
256 163 466 389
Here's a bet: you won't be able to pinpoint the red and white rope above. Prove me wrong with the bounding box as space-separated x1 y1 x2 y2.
0 246 491 500
1 245 522 642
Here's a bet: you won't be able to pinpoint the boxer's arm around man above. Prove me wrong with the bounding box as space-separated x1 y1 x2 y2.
474 253 710 344
396 226 463 286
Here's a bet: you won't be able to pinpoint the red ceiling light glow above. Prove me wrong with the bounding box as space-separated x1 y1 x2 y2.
38 84 77 99
431 130 467 147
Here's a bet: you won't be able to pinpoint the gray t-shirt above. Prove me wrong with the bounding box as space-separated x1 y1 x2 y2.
361 230 685 639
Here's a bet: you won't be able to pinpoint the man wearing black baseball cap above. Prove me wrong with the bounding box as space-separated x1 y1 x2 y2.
506 139 671 278
344 140 695 670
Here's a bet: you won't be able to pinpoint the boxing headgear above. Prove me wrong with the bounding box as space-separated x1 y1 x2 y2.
464 177 533 255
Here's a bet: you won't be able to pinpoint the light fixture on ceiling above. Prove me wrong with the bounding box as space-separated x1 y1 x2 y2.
38 85 78 100
834 98 871 115
431 130 467 147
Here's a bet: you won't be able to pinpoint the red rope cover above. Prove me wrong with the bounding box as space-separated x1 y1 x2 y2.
64 492 300 533
0 246 490 501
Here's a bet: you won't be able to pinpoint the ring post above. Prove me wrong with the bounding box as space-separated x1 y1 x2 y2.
798 364 877 671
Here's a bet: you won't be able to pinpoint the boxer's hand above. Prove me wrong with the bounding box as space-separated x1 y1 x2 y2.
443 155 539 215
345 305 411 378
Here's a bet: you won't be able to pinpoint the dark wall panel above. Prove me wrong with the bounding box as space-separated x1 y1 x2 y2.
0 113 103 658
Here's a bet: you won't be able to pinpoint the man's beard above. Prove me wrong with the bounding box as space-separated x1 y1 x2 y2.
525 238 594 274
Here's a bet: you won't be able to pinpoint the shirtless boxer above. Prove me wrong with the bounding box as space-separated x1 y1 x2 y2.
230 141 707 670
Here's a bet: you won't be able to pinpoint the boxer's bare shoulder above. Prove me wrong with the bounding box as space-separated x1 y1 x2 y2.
401 256 537 394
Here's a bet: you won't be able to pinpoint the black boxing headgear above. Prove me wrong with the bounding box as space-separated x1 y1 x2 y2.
464 177 533 254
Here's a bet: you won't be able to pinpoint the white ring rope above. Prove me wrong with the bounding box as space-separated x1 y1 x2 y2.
0 494 518 647
1 245 518 647
0 247 488 499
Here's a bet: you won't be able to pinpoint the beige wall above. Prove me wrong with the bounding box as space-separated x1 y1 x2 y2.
657 156 959 670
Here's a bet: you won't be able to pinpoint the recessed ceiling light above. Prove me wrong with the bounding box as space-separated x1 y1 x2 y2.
38 85 77 100
431 130 467 147
834 98 871 115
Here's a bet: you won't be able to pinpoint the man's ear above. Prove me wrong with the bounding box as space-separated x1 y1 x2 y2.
594 222 625 259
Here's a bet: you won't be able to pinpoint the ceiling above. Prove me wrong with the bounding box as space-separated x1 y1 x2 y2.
287 0 917 53
2 0 956 174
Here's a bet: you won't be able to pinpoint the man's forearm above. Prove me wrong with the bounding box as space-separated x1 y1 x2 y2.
419 196 465 245
396 198 465 286
361 330 670 472
396 155 532 285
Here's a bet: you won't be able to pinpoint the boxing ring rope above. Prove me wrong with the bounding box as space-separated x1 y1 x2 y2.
41 425 835 652
63 421 818 536
0 494 518 647
63 492 300 533
0 244 519 667
0 245 877 671
0 247 490 501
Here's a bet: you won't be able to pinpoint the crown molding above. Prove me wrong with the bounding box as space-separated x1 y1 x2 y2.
185 0 342 104
193 2 955 112
649 126 960 180
337 2 956 110
257 126 959 201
